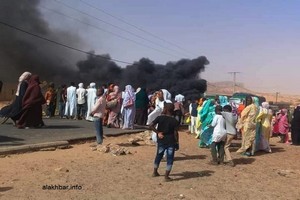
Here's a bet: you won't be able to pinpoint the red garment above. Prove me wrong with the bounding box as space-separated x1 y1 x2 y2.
237 104 245 116
17 75 46 128
277 114 289 135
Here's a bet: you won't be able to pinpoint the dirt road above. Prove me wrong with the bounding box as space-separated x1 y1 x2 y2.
0 131 299 200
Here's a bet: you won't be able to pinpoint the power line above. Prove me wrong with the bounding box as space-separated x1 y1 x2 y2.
53 0 190 58
52 0 181 58
80 0 198 57
0 20 134 65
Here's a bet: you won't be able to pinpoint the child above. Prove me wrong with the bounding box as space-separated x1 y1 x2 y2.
90 88 107 145
222 105 238 167
209 105 227 165
149 103 179 182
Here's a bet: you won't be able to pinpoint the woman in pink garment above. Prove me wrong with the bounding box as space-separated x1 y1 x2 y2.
277 109 290 144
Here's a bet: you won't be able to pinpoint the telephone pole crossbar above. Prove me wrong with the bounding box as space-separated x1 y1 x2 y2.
228 72 241 94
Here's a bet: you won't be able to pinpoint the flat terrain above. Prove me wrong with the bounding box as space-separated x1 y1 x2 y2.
0 131 299 200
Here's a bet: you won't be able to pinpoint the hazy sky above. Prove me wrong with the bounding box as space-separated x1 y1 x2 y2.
40 0 300 94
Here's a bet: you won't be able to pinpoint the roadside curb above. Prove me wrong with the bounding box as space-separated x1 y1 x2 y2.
0 130 146 155
0 141 69 155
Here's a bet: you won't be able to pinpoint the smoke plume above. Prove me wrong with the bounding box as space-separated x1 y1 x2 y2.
0 0 209 99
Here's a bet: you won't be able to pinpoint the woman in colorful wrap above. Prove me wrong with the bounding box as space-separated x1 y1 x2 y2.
236 96 258 156
199 99 215 148
107 85 122 128
255 102 272 153
277 109 290 144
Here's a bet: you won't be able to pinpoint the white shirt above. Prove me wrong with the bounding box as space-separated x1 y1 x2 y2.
211 114 227 142
76 88 86 104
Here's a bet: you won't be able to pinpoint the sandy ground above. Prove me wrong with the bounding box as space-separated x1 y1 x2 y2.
0 130 300 200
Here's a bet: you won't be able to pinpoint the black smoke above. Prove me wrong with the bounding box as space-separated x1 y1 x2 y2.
0 0 83 83
0 0 209 99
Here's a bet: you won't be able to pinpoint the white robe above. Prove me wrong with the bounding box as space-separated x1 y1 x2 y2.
86 87 97 121
64 86 77 117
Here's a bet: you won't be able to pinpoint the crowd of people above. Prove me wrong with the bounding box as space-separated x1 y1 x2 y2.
185 95 300 168
1 71 300 181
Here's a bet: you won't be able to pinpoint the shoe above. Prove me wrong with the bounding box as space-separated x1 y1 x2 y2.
241 152 252 157
152 171 160 177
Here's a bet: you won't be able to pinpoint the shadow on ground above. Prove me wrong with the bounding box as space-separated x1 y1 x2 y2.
233 157 255 165
172 170 215 181
175 153 207 161
0 187 13 192
41 125 82 129
0 135 25 146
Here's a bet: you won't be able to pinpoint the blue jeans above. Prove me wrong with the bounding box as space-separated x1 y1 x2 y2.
154 143 175 171
94 117 103 144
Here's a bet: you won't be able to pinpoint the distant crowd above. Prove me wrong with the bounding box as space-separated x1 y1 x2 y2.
1 71 300 181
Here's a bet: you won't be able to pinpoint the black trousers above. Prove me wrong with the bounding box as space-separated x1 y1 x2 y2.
211 141 225 163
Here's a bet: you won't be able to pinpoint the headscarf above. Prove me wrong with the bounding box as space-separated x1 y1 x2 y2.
78 83 84 88
175 94 185 103
16 72 31 96
89 82 96 88
219 96 229 107
123 85 135 106
252 97 260 107
261 101 270 114
281 109 288 115
22 75 45 109
262 102 269 109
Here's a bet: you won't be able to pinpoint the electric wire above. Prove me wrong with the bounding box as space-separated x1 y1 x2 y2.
0 20 135 65
52 0 180 58
80 0 198 57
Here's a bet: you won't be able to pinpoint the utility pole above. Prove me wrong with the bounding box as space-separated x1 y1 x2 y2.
228 72 241 94
275 92 279 104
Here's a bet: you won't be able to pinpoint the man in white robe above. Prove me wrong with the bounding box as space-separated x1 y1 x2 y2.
86 82 97 121
64 82 77 119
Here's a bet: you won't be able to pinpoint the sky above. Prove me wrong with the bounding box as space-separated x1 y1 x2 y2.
40 0 300 94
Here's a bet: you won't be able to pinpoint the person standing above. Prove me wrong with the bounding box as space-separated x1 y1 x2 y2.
255 102 272 152
189 98 199 135
17 75 46 128
174 94 185 125
86 82 97 122
64 82 77 119
0 72 31 124
209 105 227 165
107 85 122 128
76 83 86 120
291 105 300 145
222 105 238 167
277 109 290 144
44 83 55 118
122 85 135 129
134 88 149 125
58 84 67 118
236 96 258 156
90 88 106 145
150 103 179 182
